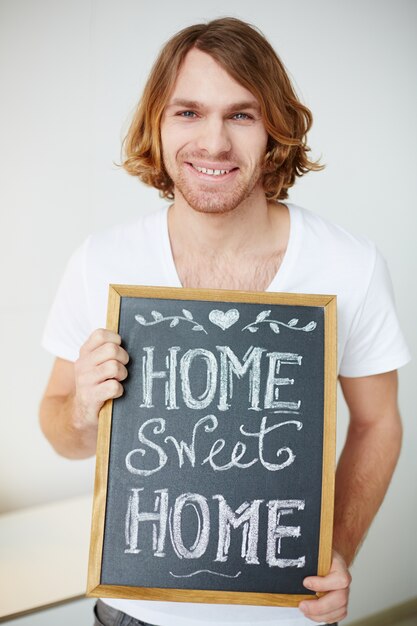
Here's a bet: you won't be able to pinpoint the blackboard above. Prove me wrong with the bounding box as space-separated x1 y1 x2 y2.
87 285 337 606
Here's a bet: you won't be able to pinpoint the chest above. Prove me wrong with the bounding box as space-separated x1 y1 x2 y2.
175 251 285 291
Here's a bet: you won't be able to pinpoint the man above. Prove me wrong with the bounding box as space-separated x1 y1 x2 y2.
40 17 410 626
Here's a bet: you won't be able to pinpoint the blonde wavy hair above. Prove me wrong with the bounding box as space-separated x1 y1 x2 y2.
121 17 323 201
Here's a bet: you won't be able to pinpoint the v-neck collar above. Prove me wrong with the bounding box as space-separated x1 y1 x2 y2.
159 202 301 293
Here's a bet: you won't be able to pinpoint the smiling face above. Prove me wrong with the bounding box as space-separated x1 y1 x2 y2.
160 48 269 214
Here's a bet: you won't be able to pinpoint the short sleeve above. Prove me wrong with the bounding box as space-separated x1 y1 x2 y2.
339 247 411 377
41 238 92 362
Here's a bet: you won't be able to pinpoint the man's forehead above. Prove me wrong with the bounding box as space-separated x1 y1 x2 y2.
167 49 261 112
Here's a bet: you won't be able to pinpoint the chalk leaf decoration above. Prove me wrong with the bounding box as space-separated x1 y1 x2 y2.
242 310 317 334
255 310 271 323
208 309 240 331
182 308 193 320
135 310 208 334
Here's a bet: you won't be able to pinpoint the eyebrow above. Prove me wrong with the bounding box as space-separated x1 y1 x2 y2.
166 98 261 114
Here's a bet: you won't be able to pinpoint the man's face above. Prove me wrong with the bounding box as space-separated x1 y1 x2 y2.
160 48 269 214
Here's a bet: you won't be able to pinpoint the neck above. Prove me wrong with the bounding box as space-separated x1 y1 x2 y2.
168 186 287 259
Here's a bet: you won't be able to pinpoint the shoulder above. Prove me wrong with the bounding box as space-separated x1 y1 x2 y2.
76 206 171 292
85 207 166 259
292 203 376 259
290 203 378 284
285 203 384 324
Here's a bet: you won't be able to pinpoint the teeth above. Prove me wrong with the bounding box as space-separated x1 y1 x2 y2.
192 165 230 176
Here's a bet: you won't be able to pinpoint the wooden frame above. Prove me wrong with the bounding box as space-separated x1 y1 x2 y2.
87 285 337 606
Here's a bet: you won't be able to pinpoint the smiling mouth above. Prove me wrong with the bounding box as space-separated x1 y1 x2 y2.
188 163 238 177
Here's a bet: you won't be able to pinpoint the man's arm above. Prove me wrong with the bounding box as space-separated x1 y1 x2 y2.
39 329 129 459
333 370 402 564
299 370 402 623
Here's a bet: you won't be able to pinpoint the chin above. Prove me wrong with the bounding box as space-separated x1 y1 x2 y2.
180 186 254 215
170 169 264 215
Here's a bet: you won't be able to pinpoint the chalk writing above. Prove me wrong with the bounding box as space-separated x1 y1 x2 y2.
136 309 208 334
242 310 317 335
125 414 303 476
104 299 325 586
124 488 306 570
139 346 302 412
208 309 239 330
135 306 317 336
169 570 242 579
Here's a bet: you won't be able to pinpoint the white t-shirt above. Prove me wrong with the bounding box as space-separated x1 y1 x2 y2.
42 203 410 626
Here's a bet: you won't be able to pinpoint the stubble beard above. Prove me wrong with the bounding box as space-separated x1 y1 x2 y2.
165 156 265 215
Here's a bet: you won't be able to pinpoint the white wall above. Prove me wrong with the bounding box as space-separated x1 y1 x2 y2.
1 0 415 622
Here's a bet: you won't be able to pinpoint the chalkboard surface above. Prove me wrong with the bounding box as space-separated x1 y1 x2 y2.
87 285 337 607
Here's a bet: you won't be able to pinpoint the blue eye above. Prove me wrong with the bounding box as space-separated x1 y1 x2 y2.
233 113 252 120
179 110 197 118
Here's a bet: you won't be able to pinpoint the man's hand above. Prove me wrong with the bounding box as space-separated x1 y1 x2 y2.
73 329 129 429
40 329 129 458
299 551 351 624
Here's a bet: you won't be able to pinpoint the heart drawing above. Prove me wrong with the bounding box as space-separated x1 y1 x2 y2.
208 309 240 330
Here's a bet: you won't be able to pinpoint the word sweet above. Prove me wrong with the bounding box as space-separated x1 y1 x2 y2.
125 414 303 476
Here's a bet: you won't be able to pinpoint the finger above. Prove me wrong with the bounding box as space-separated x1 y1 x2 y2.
96 379 124 403
301 608 347 624
94 360 128 385
74 378 125 427
304 568 351 593
88 341 130 367
77 362 128 395
300 602 348 624
80 329 122 356
300 589 348 619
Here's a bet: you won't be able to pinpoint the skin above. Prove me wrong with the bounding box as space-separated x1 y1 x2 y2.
39 49 403 623
160 52 268 217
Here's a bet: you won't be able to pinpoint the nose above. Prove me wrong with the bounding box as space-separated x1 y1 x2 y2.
195 116 232 156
